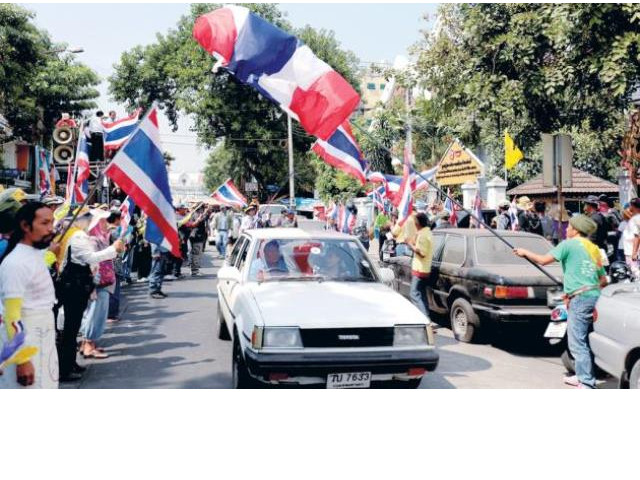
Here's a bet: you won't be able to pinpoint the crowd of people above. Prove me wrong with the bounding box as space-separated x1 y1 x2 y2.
0 187 228 388
2 183 639 389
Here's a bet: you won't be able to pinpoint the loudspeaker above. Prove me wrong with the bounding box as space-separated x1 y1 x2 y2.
53 145 74 164
53 126 74 145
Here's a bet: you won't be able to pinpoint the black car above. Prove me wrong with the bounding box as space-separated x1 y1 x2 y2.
381 229 564 343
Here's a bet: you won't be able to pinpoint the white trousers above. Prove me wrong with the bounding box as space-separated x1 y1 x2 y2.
0 309 59 389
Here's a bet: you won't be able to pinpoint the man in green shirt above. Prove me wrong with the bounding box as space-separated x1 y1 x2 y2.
514 214 607 389
374 210 389 259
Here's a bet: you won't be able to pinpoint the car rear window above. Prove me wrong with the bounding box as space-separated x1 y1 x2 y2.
475 236 552 265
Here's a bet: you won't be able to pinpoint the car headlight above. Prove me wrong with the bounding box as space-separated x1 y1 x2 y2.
393 325 428 347
259 327 303 349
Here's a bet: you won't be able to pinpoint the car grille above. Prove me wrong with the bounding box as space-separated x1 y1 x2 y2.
300 328 394 348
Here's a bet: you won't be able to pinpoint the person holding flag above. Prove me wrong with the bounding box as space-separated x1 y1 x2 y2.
406 212 434 324
514 215 608 389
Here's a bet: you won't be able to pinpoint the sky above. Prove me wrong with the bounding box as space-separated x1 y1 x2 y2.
24 2 437 174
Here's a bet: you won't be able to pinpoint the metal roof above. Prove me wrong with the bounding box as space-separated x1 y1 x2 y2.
507 168 619 196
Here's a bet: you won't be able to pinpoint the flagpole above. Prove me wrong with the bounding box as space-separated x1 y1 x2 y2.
352 123 562 286
287 114 295 210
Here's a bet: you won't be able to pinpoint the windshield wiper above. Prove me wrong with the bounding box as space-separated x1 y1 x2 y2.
270 275 327 282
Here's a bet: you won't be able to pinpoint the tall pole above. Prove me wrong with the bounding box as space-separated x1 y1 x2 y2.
287 114 295 209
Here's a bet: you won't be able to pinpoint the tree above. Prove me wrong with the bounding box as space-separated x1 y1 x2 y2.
109 3 361 201
0 4 100 144
412 3 640 186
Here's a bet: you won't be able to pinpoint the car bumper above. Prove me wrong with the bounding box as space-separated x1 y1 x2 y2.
244 348 439 385
473 303 552 324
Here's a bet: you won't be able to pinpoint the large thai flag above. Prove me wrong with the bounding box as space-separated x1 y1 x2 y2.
211 178 248 207
103 109 142 151
396 135 415 227
105 106 180 257
312 121 366 184
193 6 360 141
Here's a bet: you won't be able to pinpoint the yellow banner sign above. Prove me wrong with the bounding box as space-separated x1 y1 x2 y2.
435 140 484 186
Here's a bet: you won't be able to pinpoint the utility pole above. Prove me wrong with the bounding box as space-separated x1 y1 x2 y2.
287 114 295 209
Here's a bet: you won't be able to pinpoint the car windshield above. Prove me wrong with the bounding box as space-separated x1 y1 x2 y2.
248 238 378 283
475 236 552 265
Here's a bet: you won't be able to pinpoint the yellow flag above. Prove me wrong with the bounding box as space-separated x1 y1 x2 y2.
505 130 524 170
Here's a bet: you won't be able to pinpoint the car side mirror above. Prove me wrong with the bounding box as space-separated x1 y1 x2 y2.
379 267 395 285
218 266 241 283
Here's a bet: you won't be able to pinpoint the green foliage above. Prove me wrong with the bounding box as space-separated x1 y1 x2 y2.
0 4 100 143
109 3 361 200
412 3 640 186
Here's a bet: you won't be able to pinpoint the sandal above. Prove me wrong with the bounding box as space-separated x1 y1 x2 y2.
83 349 109 359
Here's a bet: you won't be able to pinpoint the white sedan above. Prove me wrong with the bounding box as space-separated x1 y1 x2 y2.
216 228 439 388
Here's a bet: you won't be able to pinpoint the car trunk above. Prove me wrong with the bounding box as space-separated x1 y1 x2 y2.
467 264 563 306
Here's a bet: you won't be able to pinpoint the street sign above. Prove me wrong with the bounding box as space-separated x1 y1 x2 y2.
541 133 573 188
245 182 258 192
435 140 484 186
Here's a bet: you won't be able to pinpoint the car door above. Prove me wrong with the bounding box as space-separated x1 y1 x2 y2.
433 234 466 308
426 233 447 312
218 236 249 325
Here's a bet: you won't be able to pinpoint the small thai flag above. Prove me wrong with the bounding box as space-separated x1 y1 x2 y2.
211 179 248 208
103 109 142 151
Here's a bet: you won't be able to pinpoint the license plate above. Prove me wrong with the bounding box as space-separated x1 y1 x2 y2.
544 321 567 339
326 371 371 389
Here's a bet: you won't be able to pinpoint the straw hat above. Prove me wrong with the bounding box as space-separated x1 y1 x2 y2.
516 196 533 210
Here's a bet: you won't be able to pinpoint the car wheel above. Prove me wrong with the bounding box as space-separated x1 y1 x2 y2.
629 359 640 389
232 335 255 389
450 298 478 343
216 302 231 341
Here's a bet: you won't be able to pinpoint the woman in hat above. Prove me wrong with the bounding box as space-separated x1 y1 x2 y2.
240 205 258 235
56 209 125 381
514 214 607 389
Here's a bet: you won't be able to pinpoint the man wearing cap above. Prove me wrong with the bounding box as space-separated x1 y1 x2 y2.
495 200 512 230
278 209 298 228
514 214 607 389
434 210 454 230
583 195 608 250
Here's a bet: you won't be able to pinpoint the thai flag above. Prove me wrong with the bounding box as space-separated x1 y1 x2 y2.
68 136 90 204
105 106 181 257
396 135 415 227
120 196 135 232
367 185 385 212
443 189 458 226
36 146 52 196
103 109 142 151
211 178 248 207
509 197 519 231
470 192 483 228
414 166 438 191
312 121 366 184
193 6 360 141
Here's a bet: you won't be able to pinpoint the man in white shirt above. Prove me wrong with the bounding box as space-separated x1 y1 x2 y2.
89 110 106 162
0 202 57 388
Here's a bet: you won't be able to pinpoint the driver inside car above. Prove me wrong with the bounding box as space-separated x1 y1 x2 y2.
253 240 289 280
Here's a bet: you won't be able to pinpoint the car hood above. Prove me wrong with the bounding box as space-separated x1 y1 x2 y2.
247 281 426 328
